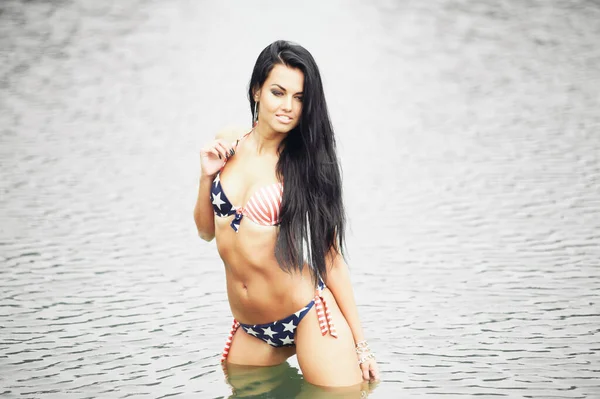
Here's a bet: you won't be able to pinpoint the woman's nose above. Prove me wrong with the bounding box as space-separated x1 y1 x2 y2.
282 95 293 111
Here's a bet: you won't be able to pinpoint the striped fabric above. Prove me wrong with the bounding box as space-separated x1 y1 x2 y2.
314 284 337 337
238 182 283 226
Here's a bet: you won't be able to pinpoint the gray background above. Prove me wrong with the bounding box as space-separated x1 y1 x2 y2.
1 0 599 397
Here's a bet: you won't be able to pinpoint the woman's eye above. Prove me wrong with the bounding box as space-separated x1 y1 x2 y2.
295 97 303 102
271 90 283 96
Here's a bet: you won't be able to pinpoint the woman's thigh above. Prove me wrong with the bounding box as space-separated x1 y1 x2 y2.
295 289 363 387
227 326 296 366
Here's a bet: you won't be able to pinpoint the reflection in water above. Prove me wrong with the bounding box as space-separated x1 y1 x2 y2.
224 362 303 398
223 361 377 398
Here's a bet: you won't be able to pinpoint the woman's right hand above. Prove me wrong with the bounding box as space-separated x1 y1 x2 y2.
200 139 235 178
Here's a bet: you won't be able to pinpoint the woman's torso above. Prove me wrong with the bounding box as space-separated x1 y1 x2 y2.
213 131 315 325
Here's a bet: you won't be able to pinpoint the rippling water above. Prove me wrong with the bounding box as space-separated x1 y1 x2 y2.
1 0 599 397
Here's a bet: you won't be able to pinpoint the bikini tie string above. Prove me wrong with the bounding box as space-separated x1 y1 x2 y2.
230 209 243 232
221 319 240 363
314 286 338 338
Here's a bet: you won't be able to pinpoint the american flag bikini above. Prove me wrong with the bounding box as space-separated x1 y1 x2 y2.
212 132 338 362
211 172 282 232
220 280 337 363
210 132 282 231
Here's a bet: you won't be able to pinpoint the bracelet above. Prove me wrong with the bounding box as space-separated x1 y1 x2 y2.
355 340 370 354
358 352 375 365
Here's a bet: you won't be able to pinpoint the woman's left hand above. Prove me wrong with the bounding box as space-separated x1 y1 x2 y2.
360 356 380 382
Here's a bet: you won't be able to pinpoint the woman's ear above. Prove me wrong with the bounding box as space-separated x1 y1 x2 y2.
252 85 261 101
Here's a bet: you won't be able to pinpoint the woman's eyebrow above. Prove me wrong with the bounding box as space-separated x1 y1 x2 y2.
271 84 303 95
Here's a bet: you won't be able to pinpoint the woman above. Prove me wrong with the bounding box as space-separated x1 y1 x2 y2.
194 40 379 387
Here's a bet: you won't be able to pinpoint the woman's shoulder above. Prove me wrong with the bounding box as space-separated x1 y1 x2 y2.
215 126 249 142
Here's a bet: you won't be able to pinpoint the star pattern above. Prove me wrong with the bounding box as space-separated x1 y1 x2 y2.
221 281 331 363
210 173 240 231
262 326 276 338
244 327 258 336
211 192 226 210
282 320 296 333
237 302 314 347
280 335 294 345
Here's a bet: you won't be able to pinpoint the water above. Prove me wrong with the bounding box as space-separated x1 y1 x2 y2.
1 0 599 397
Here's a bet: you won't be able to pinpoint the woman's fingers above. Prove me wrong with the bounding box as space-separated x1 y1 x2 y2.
361 363 370 381
359 359 380 382
215 142 232 160
202 141 230 160
370 362 380 381
216 139 235 157
201 146 221 160
199 139 235 178
206 148 221 159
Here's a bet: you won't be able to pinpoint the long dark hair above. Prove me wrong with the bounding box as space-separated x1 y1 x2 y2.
248 40 346 285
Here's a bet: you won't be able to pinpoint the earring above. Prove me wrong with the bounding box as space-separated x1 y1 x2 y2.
253 101 258 127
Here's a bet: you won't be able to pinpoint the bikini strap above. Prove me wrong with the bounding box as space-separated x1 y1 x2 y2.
220 130 252 172
232 130 252 150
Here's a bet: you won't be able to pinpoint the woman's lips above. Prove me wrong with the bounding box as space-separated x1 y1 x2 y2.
275 115 292 124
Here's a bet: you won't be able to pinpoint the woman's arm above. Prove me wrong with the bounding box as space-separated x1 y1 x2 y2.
325 248 380 381
193 174 216 241
193 128 242 241
325 249 365 344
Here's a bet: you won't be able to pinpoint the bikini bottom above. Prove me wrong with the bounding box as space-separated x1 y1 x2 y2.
220 280 337 362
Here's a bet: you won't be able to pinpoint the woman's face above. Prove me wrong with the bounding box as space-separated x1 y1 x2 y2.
255 64 304 134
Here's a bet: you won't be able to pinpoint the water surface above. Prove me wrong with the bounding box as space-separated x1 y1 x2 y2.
1 0 599 397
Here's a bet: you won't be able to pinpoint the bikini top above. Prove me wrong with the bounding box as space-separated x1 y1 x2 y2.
210 132 283 232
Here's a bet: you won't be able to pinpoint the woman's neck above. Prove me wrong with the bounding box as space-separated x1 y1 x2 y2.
250 124 285 156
